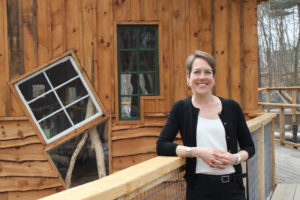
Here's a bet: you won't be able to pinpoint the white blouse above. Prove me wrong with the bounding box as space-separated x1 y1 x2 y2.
195 116 235 175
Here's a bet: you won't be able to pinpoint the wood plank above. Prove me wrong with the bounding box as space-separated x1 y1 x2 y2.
143 99 156 113
51 0 66 57
130 0 142 20
0 136 41 148
96 0 114 112
112 137 157 157
22 0 38 72
230 0 242 104
112 153 156 172
0 193 7 200
142 0 158 20
112 127 161 140
157 0 172 111
65 0 82 62
0 144 46 162
39 156 185 200
172 0 187 102
271 184 297 200
214 0 230 98
0 0 10 116
81 0 97 81
8 188 64 200
0 120 36 140
200 0 212 53
7 0 24 79
37 0 52 64
187 0 201 54
0 177 62 192
242 0 259 112
113 0 130 21
0 161 57 177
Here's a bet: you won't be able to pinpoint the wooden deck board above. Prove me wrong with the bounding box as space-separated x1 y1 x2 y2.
275 143 300 183
271 184 298 200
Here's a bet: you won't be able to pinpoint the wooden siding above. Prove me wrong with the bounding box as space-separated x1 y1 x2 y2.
0 0 263 198
0 118 64 199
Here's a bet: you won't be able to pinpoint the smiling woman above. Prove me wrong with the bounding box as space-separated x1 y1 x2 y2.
156 50 255 200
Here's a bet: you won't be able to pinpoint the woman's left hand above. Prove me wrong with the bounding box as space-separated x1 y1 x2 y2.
209 151 237 169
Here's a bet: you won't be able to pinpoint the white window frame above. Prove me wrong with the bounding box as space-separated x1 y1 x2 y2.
13 55 103 144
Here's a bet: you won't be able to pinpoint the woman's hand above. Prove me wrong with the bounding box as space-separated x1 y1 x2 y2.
192 147 237 169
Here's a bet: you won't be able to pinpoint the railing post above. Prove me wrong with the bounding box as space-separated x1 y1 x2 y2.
279 107 285 145
258 126 265 200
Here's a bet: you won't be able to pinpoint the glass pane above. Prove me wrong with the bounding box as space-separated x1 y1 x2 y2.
119 27 138 49
140 51 156 71
39 111 72 139
18 73 51 101
121 97 139 119
29 92 61 120
120 74 139 95
46 60 78 87
56 78 88 106
139 27 156 48
119 51 138 72
66 97 96 124
139 73 158 95
48 121 109 187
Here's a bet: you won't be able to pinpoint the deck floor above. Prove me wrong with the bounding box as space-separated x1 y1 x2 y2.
275 143 300 183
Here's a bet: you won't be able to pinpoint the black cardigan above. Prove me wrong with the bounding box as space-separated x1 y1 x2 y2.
156 97 255 184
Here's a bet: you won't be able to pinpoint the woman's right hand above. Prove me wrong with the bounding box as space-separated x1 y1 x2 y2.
192 147 227 168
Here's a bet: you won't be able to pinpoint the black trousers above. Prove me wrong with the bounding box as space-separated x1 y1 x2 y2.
186 174 246 200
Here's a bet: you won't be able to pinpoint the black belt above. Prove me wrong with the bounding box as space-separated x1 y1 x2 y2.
195 173 246 183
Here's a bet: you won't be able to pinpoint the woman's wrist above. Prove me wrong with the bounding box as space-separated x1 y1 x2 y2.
234 153 241 165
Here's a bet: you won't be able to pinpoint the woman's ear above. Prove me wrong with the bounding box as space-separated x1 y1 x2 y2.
186 73 190 86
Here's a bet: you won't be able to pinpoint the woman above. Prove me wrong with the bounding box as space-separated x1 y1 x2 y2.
156 50 255 200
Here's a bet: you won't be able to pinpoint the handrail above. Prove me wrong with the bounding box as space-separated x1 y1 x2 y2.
40 156 185 200
40 113 276 200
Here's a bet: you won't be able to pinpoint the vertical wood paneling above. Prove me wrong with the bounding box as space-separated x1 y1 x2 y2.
114 0 130 21
130 0 142 20
230 0 242 104
97 0 114 112
157 0 172 112
200 0 212 53
65 0 82 62
142 0 158 20
82 0 97 80
214 0 230 98
172 0 187 102
51 0 66 57
187 0 201 54
242 0 259 112
37 0 52 64
7 0 24 79
0 0 9 116
22 0 38 72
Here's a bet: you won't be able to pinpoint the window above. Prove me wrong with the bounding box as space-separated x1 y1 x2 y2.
117 25 159 120
13 54 104 143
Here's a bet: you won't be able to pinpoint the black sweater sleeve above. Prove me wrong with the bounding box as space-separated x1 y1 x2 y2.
156 101 181 156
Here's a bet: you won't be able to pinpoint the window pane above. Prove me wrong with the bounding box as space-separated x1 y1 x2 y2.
19 73 51 101
66 97 96 124
39 111 72 139
46 60 77 87
140 51 156 71
56 78 88 106
139 73 158 95
119 27 138 49
29 93 61 120
119 51 138 72
139 28 156 48
121 97 139 119
120 74 138 95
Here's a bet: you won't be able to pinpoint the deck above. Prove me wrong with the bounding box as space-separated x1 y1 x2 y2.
271 143 300 200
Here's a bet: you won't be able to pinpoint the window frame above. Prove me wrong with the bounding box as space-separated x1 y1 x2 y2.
117 24 160 121
10 50 107 146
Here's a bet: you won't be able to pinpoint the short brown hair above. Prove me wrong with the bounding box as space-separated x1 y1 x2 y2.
185 50 216 76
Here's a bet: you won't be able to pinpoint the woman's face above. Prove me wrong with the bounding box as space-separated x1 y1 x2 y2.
186 57 215 96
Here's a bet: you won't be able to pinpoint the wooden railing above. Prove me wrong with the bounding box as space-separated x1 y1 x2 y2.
40 113 276 200
259 87 300 148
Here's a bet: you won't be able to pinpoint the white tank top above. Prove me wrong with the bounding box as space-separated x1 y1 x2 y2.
195 116 235 175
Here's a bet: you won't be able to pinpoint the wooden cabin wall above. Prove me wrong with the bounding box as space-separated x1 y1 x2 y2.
0 0 263 197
